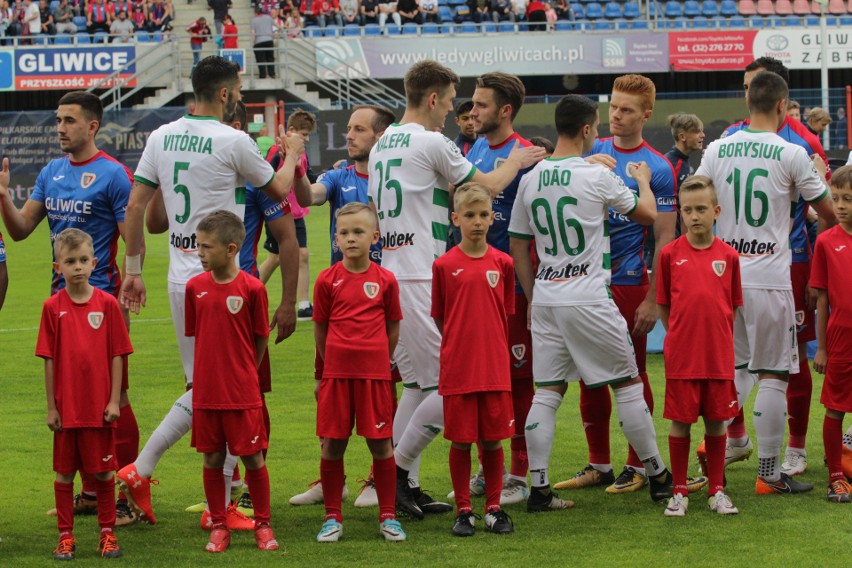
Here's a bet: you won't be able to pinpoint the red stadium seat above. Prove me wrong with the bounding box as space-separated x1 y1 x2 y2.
756 0 774 14
774 0 793 14
738 0 756 14
792 0 811 13
828 0 847 13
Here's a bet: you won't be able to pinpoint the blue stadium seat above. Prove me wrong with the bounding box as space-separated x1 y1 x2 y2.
692 16 711 25
482 22 497 32
439 5 453 20
570 2 584 17
728 14 747 26
584 1 604 18
73 15 86 32
422 22 441 33
303 25 322 37
93 30 109 43
632 18 649 27
50 0 59 10
783 14 801 24
604 1 622 18
385 23 401 34
623 1 642 17
441 22 456 33
555 20 575 30
76 32 90 43
804 14 819 25
54 32 73 44
719 0 737 15
448 0 464 5
593 19 613 28
748 14 764 26
613 17 630 28
665 1 684 17
135 30 150 42
840 15 852 24
826 16 838 25
701 0 720 16
343 25 360 35
766 14 784 25
402 22 419 34
498 21 516 32
684 0 701 16
668 15 689 27
459 22 478 33
324 24 343 36
453 5 470 20
364 23 382 34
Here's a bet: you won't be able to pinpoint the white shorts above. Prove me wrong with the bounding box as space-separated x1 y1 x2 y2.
531 303 638 388
735 288 798 375
169 282 196 386
395 280 441 391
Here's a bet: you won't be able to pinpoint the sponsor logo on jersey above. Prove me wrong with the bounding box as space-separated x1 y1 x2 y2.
170 231 198 252
53 175 65 181
657 196 676 207
712 260 726 276
44 197 93 215
226 296 244 314
795 310 805 326
88 312 104 329
723 238 777 256
535 262 590 282
364 282 380 299
341 185 356 193
511 344 526 360
452 268 464 276
382 231 414 250
196 291 208 299
333 279 344 287
59 311 67 318
102 454 113 462
486 270 500 288
81 172 96 188
494 157 506 169
251 435 259 444
836 245 847 252
676 259 688 266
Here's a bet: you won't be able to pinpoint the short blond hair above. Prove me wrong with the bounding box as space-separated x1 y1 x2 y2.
453 182 492 211
829 165 852 191
53 228 94 258
336 202 377 229
197 210 246 248
667 113 703 141
679 175 718 206
808 107 832 126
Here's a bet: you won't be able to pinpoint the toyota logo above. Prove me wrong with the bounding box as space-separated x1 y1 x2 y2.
766 35 789 51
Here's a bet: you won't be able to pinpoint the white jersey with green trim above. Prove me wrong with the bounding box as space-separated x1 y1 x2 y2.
134 115 276 285
368 122 476 281
696 128 827 290
508 156 638 306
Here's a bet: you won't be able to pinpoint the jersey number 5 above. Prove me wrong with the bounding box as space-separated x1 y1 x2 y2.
173 162 190 224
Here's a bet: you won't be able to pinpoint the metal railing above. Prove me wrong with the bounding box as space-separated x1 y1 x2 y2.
85 39 177 110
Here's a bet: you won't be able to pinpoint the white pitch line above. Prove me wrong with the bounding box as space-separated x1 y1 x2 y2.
0 317 172 333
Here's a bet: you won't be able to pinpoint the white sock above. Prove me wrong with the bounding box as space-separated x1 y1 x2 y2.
613 383 666 477
394 392 443 471
754 378 788 482
843 425 852 450
786 446 806 456
407 454 421 488
135 390 193 478
223 451 238 506
393 387 426 447
589 463 613 473
299 300 311 310
526 389 562 489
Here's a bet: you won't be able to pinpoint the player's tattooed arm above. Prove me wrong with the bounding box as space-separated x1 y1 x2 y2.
0 158 48 240
45 359 62 432
813 288 829 374
144 189 169 234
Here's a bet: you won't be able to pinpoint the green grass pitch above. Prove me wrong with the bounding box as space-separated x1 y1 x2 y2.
0 212 849 567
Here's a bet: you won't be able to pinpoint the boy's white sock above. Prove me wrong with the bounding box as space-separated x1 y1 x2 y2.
526 389 562 488
614 383 666 477
135 390 193 478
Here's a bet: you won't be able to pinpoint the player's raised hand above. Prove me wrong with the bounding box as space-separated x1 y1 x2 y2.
120 274 147 314
104 401 120 423
630 161 652 185
47 408 62 432
269 303 296 344
0 157 9 190
811 153 828 179
285 131 305 158
508 140 547 169
585 154 617 170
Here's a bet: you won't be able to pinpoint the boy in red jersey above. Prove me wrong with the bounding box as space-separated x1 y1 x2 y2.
433 183 515 537
37 228 132 560
656 176 743 517
812 165 852 503
185 211 277 553
312 202 406 542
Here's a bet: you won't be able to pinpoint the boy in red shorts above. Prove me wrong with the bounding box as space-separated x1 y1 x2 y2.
812 165 852 503
185 211 277 553
656 176 743 517
433 183 516 537
37 228 132 560
312 202 406 542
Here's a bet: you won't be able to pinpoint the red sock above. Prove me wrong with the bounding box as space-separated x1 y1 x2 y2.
372 455 396 522
261 398 270 461
320 458 345 523
55 481 74 534
579 381 612 465
232 464 241 484
823 415 845 482
114 403 139 501
705 434 726 496
727 409 747 439
449 446 472 514
245 465 271 525
482 446 505 513
510 436 528 478
94 477 116 530
786 360 812 449
203 467 227 526
626 373 654 469
81 470 96 497
668 435 690 497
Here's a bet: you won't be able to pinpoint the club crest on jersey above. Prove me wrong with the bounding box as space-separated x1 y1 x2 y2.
486 271 500 288
494 157 506 169
364 282 380 299
226 296 244 314
624 161 640 179
712 260 726 277
81 173 96 188
795 310 805 326
88 312 104 329
512 344 526 361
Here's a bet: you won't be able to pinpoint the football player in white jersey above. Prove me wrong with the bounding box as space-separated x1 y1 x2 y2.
695 70 836 494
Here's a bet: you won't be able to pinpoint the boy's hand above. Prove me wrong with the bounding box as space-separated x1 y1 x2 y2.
47 409 62 431
813 348 828 374
584 154 616 169
805 285 818 311
270 304 296 344
507 141 546 169
314 379 321 402
630 161 652 185
104 402 120 423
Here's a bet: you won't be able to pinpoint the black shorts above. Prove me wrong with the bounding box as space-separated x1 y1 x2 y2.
264 217 307 254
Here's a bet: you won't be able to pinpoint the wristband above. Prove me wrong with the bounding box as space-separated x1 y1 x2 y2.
125 254 142 276
294 164 305 179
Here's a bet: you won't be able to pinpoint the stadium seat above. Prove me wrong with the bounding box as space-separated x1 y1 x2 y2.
592 19 613 28
667 15 688 27
50 0 59 11
684 0 701 16
766 14 784 25
364 23 382 35
453 5 470 20
623 1 642 17
324 24 343 36
585 2 604 18
774 0 794 14
729 13 747 24
828 0 847 13
402 22 419 34
647 1 661 16
826 15 838 22
719 0 737 15
135 30 150 42
783 13 801 24
72 15 86 32
570 2 584 17
459 22 478 33
748 14 765 25
555 20 574 30
613 17 630 28
422 22 441 33
385 23 401 34
442 22 456 33
692 15 711 25
665 0 684 17
53 32 72 44
498 21 516 32
840 13 852 22
756 0 774 14
93 30 109 43
343 25 361 35
303 25 321 37
848 0 852 13
75 32 90 43
701 0 719 16
632 17 649 27
438 6 453 20
738 0 756 14
804 14 819 23
604 1 622 18
152 30 164 42
792 0 811 13
447 0 464 5
482 22 496 31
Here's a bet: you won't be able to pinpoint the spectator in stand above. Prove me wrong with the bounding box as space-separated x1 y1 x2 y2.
468 0 489 23
251 5 276 78
511 0 526 21
110 8 134 41
377 1 400 26
112 0 131 15
319 0 343 26
420 0 441 23
285 6 303 35
207 0 231 36
22 0 39 44
68 0 82 15
0 1 15 45
361 0 378 24
37 0 54 35
4 0 23 41
490 0 515 22
130 2 145 29
806 107 832 139
397 0 419 24
551 0 569 19
270 6 286 32
221 13 237 47
187 16 211 67
340 0 360 24
146 0 172 33
544 1 556 27
787 100 801 122
261 0 279 12
834 107 847 150
526 0 546 30
86 0 111 36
